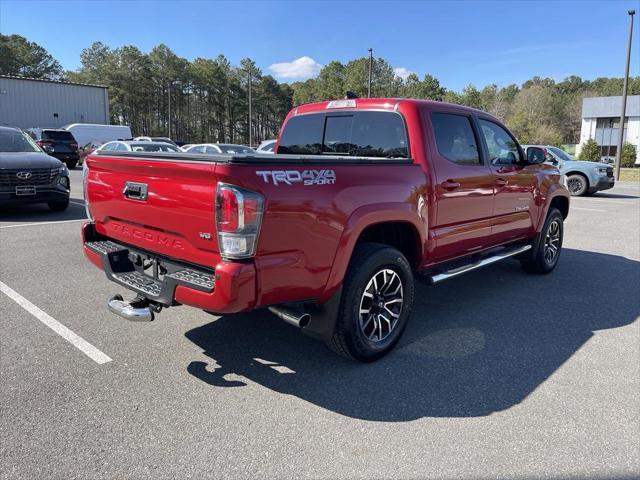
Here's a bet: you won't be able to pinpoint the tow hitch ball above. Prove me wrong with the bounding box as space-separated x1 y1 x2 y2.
107 294 162 322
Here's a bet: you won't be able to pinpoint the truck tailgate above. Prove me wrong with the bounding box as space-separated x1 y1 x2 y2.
85 154 220 267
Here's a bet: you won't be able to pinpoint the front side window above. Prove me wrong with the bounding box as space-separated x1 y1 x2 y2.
430 112 480 165
548 147 573 162
477 119 521 166
277 111 408 158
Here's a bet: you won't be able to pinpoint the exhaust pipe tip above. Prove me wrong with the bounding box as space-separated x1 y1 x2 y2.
298 313 311 329
268 306 310 329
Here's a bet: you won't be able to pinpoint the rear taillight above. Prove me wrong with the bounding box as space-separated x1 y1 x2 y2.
82 163 94 221
37 140 54 146
215 183 264 259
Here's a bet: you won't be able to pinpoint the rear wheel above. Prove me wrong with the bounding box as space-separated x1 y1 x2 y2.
48 198 69 212
327 243 414 362
566 173 588 196
65 160 78 169
521 207 563 274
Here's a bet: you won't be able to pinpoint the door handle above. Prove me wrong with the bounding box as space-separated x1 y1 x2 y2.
441 180 461 191
495 177 507 187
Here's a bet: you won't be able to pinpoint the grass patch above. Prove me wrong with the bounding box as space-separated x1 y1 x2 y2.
620 168 640 182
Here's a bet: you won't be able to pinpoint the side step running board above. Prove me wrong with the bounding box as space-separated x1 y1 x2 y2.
428 244 531 285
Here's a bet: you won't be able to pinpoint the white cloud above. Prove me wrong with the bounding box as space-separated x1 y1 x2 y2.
393 67 414 81
268 56 322 80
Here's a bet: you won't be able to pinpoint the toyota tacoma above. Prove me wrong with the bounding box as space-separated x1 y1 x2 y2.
82 98 570 361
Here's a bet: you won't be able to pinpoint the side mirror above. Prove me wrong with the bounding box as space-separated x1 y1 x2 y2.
42 145 54 154
526 147 545 165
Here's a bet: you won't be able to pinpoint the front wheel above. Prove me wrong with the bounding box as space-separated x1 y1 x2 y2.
520 207 563 274
327 243 415 362
566 174 588 196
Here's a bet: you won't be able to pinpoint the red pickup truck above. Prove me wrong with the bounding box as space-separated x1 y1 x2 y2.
82 98 570 361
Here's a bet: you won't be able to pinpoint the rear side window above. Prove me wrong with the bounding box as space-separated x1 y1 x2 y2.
430 113 480 165
350 111 408 157
42 130 75 142
278 111 408 158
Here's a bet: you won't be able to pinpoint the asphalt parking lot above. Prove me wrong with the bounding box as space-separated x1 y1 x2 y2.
1 169 639 479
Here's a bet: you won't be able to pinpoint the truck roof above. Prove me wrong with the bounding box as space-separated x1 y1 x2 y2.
292 97 494 118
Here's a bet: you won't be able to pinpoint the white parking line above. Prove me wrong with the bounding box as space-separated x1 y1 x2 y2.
573 199 637 206
572 207 607 212
0 280 112 365
0 219 85 229
70 200 85 206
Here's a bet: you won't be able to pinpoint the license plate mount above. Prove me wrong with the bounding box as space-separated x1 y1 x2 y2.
16 186 36 196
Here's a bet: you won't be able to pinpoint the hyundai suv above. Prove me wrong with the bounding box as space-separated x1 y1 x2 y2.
0 126 70 211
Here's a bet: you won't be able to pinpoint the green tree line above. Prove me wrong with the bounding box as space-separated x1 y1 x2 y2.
2 33 639 146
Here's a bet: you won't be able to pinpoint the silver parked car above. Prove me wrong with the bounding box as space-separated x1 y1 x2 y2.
523 145 614 196
133 136 178 147
96 141 182 153
184 143 255 154
256 139 277 154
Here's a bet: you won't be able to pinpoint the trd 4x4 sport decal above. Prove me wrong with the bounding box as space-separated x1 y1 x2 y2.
256 170 336 186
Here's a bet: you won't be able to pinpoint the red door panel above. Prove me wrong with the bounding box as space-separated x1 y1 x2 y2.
424 109 495 263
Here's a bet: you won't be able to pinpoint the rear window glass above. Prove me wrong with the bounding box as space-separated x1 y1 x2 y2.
277 114 324 154
42 130 75 141
278 111 409 158
277 111 408 158
323 116 354 154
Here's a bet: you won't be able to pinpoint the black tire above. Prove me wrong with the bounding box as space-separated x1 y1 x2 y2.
566 173 588 196
326 243 415 362
66 160 78 169
520 207 563 274
48 198 69 211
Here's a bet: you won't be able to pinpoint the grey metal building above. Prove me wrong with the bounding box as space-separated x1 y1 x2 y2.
0 75 109 130
577 95 640 163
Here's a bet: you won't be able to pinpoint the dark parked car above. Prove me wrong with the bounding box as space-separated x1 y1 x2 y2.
26 128 80 169
0 126 70 211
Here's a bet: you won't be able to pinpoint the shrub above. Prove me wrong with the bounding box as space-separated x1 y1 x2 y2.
578 138 601 161
620 142 637 168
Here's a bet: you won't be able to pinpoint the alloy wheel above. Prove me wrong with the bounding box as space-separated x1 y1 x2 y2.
358 269 404 342
544 219 561 264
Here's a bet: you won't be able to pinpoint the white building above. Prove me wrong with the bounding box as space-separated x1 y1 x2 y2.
577 95 640 164
0 75 109 130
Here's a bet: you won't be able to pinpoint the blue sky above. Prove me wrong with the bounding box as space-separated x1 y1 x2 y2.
1 0 638 91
